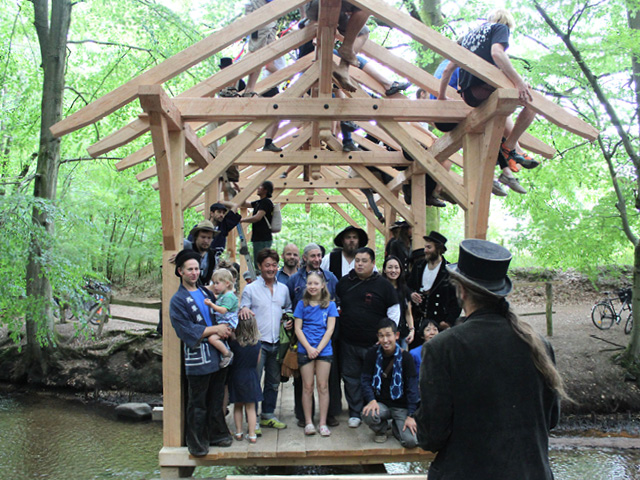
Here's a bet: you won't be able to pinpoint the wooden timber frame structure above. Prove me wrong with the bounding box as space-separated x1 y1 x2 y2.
51 0 598 476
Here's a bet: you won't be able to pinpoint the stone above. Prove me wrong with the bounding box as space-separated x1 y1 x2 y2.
115 402 152 420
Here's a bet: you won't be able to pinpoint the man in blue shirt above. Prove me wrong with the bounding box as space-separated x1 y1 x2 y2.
169 250 232 456
277 243 300 284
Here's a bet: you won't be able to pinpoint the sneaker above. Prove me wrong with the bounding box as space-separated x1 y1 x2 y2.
519 151 540 169
492 179 508 197
342 140 361 152
304 424 317 436
507 157 521 173
498 173 527 194
219 351 233 369
219 86 239 98
374 433 388 443
438 190 457 205
263 142 282 153
500 143 526 167
426 195 446 207
347 417 362 428
260 417 287 429
385 81 412 96
255 423 262 436
319 425 331 437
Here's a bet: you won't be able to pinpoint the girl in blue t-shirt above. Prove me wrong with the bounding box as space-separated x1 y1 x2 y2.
294 272 338 437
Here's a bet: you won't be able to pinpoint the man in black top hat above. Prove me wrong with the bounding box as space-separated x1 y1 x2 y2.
320 225 369 280
408 231 461 330
415 239 561 479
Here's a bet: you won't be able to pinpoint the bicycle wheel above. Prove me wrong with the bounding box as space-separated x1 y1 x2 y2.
591 302 615 330
625 312 633 335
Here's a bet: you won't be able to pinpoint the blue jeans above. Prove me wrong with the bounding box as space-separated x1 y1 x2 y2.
256 341 280 417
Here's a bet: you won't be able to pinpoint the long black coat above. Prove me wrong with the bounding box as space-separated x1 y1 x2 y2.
407 257 460 327
415 310 560 480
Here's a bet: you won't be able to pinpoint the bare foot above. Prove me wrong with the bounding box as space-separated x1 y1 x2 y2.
333 65 357 93
337 44 359 67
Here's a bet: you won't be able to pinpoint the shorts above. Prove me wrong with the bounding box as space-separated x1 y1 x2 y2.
305 0 369 37
460 83 496 107
248 27 276 52
298 353 333 367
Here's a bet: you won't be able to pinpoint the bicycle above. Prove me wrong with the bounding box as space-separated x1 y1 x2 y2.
591 287 633 334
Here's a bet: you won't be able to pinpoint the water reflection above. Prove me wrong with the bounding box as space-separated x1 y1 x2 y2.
1 392 639 480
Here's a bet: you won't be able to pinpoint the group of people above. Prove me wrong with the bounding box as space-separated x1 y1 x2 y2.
169 211 566 478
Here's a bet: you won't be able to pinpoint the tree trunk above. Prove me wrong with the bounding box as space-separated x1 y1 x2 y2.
25 0 72 373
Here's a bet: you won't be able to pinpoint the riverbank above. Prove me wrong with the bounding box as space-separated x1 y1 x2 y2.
1 268 639 416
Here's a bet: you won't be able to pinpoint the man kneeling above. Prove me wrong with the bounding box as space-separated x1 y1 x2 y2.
361 318 418 447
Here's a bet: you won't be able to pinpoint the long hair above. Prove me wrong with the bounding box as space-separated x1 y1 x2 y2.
302 272 331 308
382 255 407 292
397 227 411 248
235 314 261 347
449 271 570 401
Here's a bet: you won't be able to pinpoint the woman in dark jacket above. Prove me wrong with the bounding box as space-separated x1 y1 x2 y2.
382 255 415 349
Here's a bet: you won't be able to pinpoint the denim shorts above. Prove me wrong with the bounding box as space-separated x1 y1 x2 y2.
298 353 333 367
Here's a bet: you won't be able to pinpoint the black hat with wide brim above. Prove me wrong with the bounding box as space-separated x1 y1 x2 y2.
174 249 201 277
334 225 368 248
423 230 448 252
447 238 513 297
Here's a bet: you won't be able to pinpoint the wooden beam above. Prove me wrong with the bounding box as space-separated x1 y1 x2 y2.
232 166 280 207
349 0 598 141
232 150 409 165
337 188 386 232
170 97 472 122
275 195 353 203
180 63 320 209
330 203 361 228
90 33 316 159
317 0 341 96
51 0 309 138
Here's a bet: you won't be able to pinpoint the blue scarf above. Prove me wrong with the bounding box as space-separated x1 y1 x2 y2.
372 344 403 400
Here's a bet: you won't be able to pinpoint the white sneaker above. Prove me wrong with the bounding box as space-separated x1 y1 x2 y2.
348 417 362 428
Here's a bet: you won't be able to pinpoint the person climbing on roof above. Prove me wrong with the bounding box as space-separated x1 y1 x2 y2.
437 9 540 195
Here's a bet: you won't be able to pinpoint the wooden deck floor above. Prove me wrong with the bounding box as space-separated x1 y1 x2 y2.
159 380 434 468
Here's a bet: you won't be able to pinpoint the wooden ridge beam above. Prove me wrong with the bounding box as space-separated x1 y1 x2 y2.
180 63 320 209
92 36 316 160
170 97 472 122
350 0 598 141
51 0 308 138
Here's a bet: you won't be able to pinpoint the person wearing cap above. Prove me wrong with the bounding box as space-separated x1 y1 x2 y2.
336 247 400 428
320 225 369 280
415 239 565 479
169 249 233 456
287 243 341 428
385 221 412 269
240 181 275 267
208 201 241 261
408 231 461 330
181 220 217 287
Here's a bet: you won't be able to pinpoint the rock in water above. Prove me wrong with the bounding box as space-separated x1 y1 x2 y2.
115 402 152 420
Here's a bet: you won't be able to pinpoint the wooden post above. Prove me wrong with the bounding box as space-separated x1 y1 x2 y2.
546 282 553 337
411 173 426 251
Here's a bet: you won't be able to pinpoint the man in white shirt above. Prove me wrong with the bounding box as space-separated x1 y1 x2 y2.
408 231 461 330
239 248 292 430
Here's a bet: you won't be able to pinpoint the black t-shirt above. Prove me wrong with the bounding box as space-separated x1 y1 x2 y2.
250 198 274 242
363 347 417 410
458 22 510 91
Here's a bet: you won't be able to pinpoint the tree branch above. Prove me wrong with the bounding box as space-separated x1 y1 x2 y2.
68 39 153 52
60 157 123 164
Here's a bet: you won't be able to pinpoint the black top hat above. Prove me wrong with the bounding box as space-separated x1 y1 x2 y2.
389 220 410 230
447 239 512 297
209 202 228 212
219 57 233 69
334 226 368 248
423 231 448 252
409 248 425 262
174 249 201 277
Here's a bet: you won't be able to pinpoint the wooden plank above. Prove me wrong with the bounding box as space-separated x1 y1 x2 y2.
330 203 361 228
338 188 386 232
91 33 316 159
232 166 280 206
232 150 409 165
170 97 472 122
317 0 341 96
276 195 353 203
350 0 598 141
268 178 373 189
51 0 309 137
410 173 426 250
180 63 321 209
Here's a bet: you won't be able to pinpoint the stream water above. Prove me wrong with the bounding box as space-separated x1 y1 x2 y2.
1 391 639 480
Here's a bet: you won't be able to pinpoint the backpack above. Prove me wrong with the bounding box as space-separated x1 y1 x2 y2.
265 203 282 233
